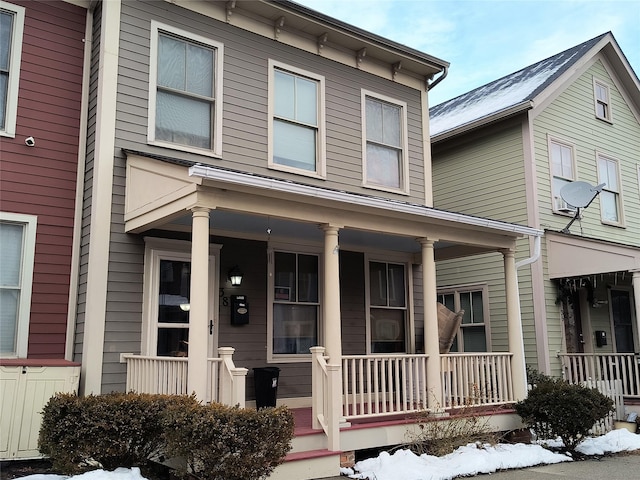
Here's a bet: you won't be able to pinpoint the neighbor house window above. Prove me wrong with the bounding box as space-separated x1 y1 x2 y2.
0 2 25 138
0 212 36 358
438 286 489 352
362 90 409 193
270 250 320 359
593 79 612 122
368 260 407 353
597 154 622 224
269 60 325 178
549 137 577 213
148 21 223 156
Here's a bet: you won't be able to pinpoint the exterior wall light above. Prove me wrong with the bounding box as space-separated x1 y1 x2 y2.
228 265 243 286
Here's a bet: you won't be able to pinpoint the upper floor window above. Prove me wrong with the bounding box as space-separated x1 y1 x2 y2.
593 78 612 122
549 137 577 213
368 260 407 353
0 2 25 138
362 90 409 193
597 154 622 225
269 60 325 178
0 212 36 358
148 22 223 156
439 286 489 352
269 249 320 361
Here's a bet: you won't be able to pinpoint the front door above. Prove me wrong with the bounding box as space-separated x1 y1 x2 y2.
612 289 634 353
147 248 219 358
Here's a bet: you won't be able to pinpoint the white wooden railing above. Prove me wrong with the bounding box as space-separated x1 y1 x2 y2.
440 353 514 407
120 347 247 406
558 353 640 398
342 354 429 420
310 347 341 451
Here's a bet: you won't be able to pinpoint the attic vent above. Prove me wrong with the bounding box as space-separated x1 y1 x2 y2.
554 196 576 213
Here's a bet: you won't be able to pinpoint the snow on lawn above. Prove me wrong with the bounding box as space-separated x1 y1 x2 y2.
14 429 640 480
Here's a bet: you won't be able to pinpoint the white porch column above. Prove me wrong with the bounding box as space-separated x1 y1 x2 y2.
322 224 342 364
502 248 527 401
632 270 640 350
188 207 211 401
419 238 442 410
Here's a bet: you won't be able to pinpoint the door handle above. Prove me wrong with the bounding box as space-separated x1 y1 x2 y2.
209 320 214 335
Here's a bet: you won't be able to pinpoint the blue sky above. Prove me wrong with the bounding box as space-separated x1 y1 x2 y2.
296 0 640 106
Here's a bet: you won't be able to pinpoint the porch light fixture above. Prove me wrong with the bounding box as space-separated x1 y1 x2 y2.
228 265 243 286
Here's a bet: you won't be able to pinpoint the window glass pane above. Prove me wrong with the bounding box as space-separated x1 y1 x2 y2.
596 102 607 119
596 83 608 102
158 34 186 91
551 142 573 178
274 70 295 119
295 76 317 126
440 294 455 312
382 102 401 146
370 308 405 353
297 254 318 303
0 289 19 354
366 98 383 142
0 222 23 286
156 91 211 149
460 292 472 324
275 252 296 301
273 304 317 354
186 43 213 97
157 327 189 357
607 161 618 190
158 260 190 324
601 190 619 222
366 143 401 188
388 263 405 307
273 120 316 171
0 73 7 129
0 12 12 70
463 326 486 352
369 261 387 306
471 291 484 324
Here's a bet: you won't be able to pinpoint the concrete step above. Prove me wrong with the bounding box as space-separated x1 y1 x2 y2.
268 449 340 480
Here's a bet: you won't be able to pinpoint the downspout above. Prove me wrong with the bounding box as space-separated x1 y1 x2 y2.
65 5 93 360
427 66 448 91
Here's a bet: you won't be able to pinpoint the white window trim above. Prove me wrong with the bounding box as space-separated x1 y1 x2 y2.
147 21 224 158
437 283 491 352
267 243 323 363
593 77 613 123
596 152 624 227
267 59 326 179
361 89 410 195
547 135 578 216
142 237 221 356
364 253 411 355
0 212 36 358
0 1 25 138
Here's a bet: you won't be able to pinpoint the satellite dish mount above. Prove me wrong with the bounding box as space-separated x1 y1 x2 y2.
559 181 605 234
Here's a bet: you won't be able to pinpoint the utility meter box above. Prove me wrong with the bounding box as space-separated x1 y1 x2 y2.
230 295 249 325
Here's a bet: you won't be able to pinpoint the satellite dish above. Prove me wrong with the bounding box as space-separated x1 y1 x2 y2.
560 181 605 208
559 181 606 233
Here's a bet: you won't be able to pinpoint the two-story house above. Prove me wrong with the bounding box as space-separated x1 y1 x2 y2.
0 0 88 460
20 0 543 476
431 33 640 404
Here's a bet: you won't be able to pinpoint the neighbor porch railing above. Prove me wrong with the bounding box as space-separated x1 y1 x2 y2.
558 353 640 398
120 347 247 406
440 353 514 407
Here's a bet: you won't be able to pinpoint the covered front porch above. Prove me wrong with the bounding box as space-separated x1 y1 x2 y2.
121 152 542 454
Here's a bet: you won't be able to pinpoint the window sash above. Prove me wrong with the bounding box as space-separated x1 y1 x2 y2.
594 81 610 120
598 155 621 223
0 3 24 137
438 288 488 353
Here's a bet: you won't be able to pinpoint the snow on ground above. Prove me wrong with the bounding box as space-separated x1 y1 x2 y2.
14 429 640 480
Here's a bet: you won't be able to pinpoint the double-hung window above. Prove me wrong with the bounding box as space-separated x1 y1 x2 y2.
438 286 489 352
597 153 622 224
549 137 577 213
0 1 25 138
269 60 325 177
0 212 36 358
270 250 320 360
149 22 223 156
368 260 407 353
362 90 409 193
593 78 612 122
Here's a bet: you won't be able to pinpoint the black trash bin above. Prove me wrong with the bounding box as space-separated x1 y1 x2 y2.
253 367 280 409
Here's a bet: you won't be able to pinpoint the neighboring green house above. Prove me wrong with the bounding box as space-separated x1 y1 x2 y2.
430 32 640 391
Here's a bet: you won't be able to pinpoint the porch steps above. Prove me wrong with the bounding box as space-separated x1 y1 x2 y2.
269 449 340 480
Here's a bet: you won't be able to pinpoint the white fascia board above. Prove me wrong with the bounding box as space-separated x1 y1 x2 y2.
189 165 543 238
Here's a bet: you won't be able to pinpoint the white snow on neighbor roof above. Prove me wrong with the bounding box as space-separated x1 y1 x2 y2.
430 48 583 137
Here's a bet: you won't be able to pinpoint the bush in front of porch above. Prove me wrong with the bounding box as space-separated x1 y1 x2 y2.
515 374 614 453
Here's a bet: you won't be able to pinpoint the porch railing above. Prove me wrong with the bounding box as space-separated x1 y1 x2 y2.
558 353 640 398
440 353 514 407
342 353 429 420
310 347 341 451
120 347 247 406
